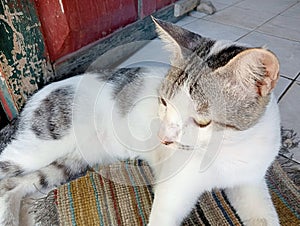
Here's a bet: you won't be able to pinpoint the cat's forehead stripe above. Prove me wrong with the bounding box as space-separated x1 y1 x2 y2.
195 39 216 58
162 39 216 99
206 45 248 70
207 40 234 57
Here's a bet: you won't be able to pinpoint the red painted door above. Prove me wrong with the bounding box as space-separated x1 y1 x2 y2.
35 0 139 61
35 0 176 62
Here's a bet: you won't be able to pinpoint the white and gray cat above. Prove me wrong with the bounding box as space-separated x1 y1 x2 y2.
0 18 281 226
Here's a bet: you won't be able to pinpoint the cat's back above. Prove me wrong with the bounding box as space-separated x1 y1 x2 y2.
73 66 168 115
1 66 168 166
21 66 168 121
69 66 169 162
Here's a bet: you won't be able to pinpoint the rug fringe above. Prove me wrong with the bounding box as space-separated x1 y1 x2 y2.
29 191 60 226
279 127 300 186
278 155 300 187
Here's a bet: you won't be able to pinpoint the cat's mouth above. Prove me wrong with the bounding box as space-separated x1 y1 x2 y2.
161 141 174 146
161 140 198 151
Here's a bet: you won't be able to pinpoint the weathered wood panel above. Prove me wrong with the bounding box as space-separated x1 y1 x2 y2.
35 0 139 61
140 0 156 18
140 0 176 18
156 0 175 10
0 0 50 120
54 5 183 78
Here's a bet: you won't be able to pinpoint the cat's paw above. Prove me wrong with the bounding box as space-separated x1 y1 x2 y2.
0 178 17 196
244 218 279 226
0 179 20 226
0 196 20 226
0 204 18 226
245 218 267 226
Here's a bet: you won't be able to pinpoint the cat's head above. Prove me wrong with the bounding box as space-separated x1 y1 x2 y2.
153 18 280 150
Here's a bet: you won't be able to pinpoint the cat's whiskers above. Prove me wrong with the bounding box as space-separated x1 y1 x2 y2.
169 141 206 152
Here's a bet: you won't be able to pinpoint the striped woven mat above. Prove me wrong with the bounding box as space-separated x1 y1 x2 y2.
31 160 300 226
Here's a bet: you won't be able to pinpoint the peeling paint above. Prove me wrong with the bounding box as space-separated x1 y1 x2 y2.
0 72 5 82
0 0 51 117
59 0 65 13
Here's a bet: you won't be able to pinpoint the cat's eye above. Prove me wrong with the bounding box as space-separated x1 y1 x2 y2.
193 118 211 128
159 97 167 106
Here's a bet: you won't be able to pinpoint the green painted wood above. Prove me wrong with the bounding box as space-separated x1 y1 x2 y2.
0 69 18 120
0 0 51 120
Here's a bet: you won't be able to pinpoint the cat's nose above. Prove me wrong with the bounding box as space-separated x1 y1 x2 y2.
160 139 174 145
158 123 180 145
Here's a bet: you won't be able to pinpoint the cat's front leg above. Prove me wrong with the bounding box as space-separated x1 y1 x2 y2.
148 181 200 226
0 177 23 226
147 154 203 226
225 179 279 226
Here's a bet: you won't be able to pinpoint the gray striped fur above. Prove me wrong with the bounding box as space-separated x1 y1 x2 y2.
154 19 273 130
31 86 74 140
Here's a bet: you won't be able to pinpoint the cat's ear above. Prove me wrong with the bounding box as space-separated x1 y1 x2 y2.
225 48 280 96
152 17 204 58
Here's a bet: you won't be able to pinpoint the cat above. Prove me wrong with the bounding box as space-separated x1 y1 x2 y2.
0 17 281 226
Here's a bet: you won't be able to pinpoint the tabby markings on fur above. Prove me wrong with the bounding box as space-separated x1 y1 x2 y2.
0 18 281 226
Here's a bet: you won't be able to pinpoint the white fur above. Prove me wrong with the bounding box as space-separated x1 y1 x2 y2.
207 40 236 58
0 63 280 225
0 46 280 226
147 93 280 226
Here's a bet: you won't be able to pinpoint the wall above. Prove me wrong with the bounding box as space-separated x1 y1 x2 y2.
35 0 176 62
